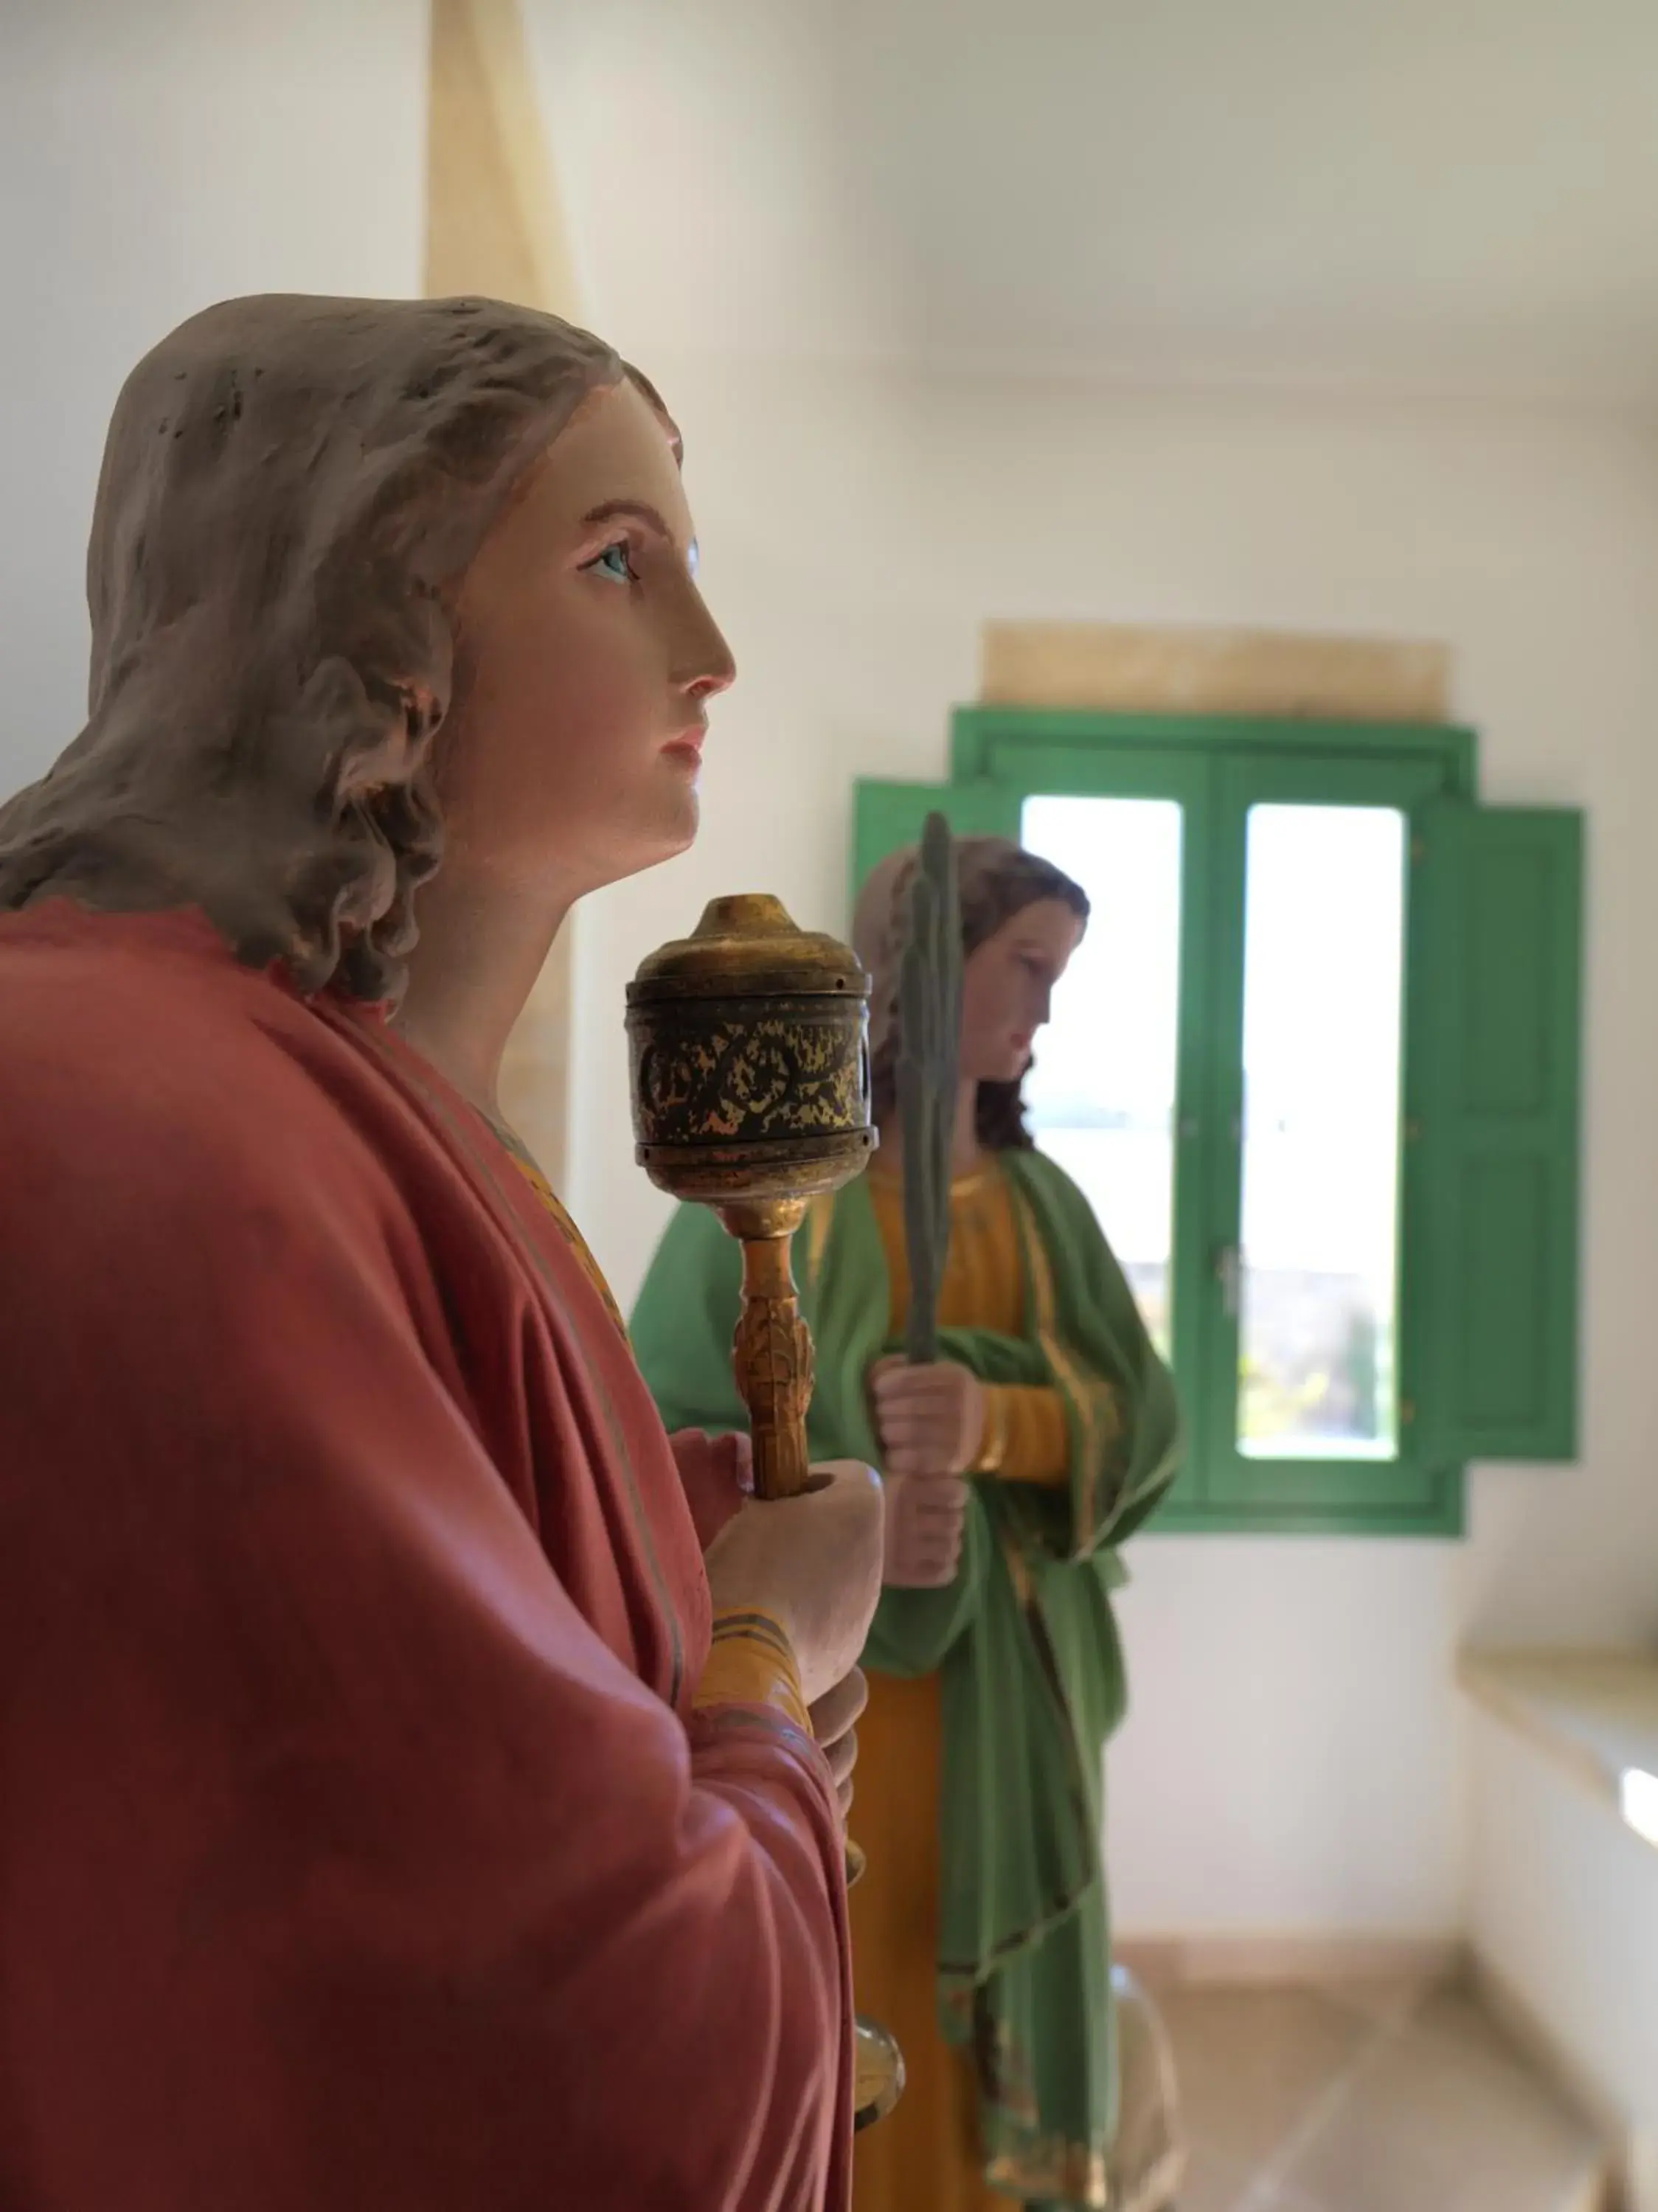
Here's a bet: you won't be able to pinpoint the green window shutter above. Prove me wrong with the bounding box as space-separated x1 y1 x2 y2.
850 778 1021 902
1409 803 1584 1463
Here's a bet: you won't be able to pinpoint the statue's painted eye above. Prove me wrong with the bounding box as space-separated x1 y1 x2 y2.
586 540 637 584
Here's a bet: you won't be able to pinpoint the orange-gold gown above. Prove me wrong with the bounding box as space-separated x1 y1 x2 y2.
852 1164 1069 2212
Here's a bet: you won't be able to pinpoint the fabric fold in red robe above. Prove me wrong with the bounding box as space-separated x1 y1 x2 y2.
0 902 851 2212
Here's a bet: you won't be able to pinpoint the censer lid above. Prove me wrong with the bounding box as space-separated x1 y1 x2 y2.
627 893 870 1004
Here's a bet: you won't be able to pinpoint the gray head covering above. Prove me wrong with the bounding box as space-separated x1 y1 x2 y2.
850 843 922 1064
0 293 653 1001
852 833 1090 1147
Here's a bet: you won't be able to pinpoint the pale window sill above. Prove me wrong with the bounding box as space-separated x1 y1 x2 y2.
1459 1648 1658 1849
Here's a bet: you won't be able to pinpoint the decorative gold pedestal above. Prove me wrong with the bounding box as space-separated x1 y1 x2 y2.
628 893 902 2129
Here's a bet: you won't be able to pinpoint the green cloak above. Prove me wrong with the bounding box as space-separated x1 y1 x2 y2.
631 1146 1180 2205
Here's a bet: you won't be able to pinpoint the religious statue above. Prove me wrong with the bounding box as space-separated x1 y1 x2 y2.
633 835 1185 2211
0 293 886 2211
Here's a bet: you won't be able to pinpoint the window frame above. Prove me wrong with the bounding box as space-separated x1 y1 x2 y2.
948 709 1480 1537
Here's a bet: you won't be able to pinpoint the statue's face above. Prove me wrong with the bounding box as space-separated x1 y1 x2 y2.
437 378 734 897
958 897 1084 1087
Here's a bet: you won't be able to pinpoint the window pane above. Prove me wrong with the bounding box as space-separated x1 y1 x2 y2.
1238 805 1405 1458
1021 795 1182 1357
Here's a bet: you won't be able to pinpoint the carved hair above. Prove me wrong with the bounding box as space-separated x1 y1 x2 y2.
852 836 1090 1152
0 294 676 1004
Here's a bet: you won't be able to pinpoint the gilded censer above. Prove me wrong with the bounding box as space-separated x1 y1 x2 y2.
627 891 903 2130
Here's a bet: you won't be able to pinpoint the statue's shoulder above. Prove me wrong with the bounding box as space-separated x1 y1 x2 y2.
1001 1142 1084 1215
0 902 393 1205
1000 1144 1118 1267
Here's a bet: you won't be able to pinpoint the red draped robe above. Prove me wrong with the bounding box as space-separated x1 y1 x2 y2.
0 903 851 2211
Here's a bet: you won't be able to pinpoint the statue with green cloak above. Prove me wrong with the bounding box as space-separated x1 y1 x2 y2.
631 835 1185 2211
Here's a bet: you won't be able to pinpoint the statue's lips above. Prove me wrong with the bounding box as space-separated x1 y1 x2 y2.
662 722 707 765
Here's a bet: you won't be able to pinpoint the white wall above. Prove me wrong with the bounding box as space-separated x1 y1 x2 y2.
569 353 1658 1936
1469 1713 1658 2160
0 0 430 785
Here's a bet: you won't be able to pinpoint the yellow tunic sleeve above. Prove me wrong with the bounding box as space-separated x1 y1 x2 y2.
693 1610 812 1734
868 1162 1072 1489
977 1382 1072 1487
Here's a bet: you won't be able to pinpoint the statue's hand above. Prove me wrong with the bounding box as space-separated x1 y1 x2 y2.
808 1666 867 1822
879 1467 968 1589
704 1459 884 1706
668 1428 753 1551
869 1356 987 1476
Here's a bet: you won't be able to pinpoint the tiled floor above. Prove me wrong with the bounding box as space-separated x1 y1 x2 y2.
1157 1977 1612 2212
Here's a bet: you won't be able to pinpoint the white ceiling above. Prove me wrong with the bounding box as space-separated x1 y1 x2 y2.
526 0 1658 404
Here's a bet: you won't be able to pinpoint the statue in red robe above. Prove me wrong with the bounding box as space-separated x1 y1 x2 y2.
0 294 882 2211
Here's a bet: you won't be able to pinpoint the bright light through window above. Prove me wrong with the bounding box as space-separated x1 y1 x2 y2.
1620 1767 1658 1849
1238 806 1406 1460
1021 794 1183 1359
